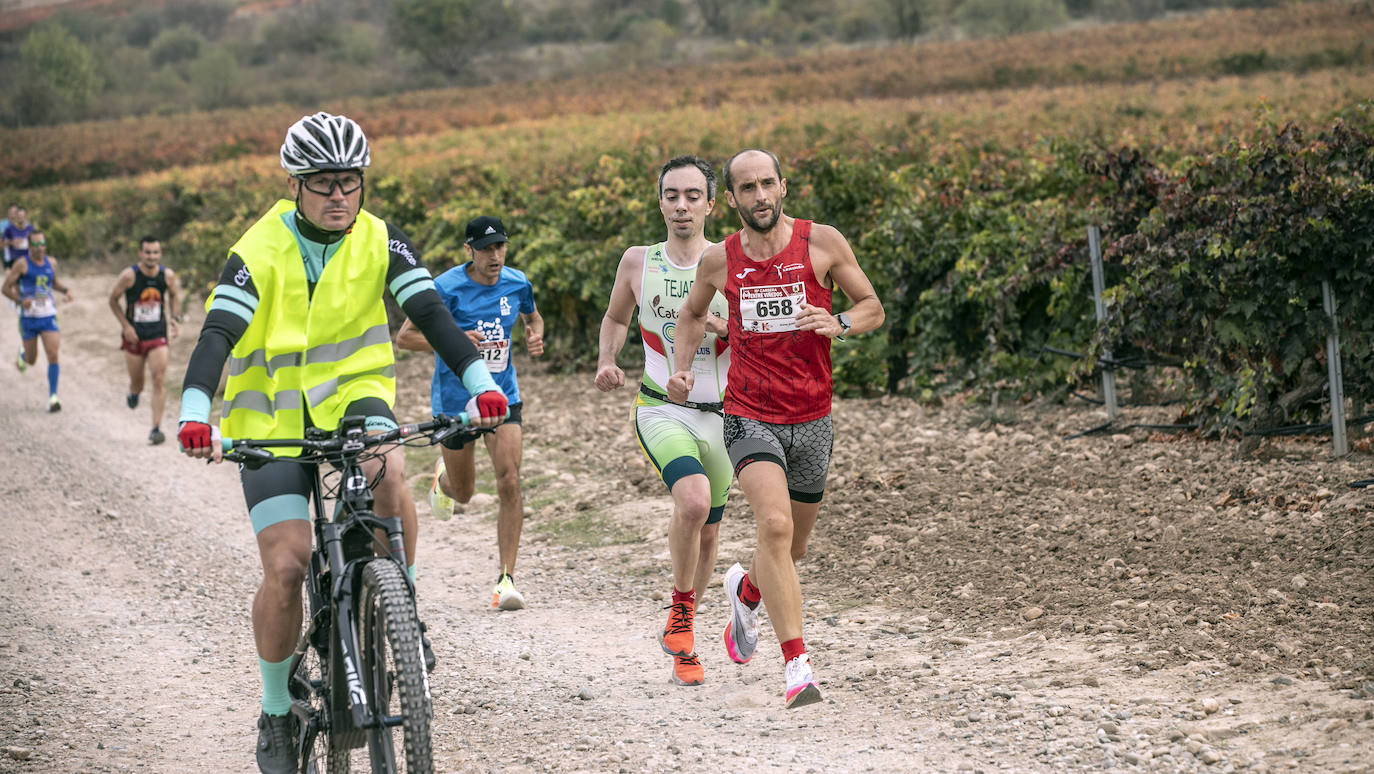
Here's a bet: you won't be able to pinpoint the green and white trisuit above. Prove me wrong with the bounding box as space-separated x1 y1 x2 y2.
633 242 732 523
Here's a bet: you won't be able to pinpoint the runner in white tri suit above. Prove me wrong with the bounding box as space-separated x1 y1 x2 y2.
595 155 730 686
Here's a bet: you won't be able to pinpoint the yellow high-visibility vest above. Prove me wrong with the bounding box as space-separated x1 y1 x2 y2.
218 200 395 452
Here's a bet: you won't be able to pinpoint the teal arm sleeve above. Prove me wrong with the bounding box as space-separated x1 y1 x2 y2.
178 387 212 424
460 361 501 398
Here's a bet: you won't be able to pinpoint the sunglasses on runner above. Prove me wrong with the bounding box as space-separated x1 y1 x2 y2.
30 240 45 246
298 172 364 196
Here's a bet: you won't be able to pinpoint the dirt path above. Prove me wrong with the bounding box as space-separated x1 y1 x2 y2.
1 274 1372 773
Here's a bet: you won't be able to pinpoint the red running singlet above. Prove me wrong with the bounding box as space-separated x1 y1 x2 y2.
723 219 833 424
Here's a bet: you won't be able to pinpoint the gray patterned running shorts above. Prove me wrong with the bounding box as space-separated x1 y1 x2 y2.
723 414 833 504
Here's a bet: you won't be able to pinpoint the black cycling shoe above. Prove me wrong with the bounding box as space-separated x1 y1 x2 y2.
420 621 436 672
255 712 298 774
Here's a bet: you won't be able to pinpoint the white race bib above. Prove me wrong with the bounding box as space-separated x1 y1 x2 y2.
24 293 55 318
478 338 511 373
133 300 162 324
739 282 805 333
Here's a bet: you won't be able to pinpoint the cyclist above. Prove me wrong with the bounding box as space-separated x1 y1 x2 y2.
594 155 730 686
108 235 181 444
175 112 508 774
3 231 72 412
668 148 884 709
397 214 544 611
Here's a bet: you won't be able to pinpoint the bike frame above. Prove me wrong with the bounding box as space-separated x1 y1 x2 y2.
226 414 446 767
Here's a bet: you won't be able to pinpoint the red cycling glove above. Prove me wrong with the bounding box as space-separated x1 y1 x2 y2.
178 421 213 452
472 390 508 422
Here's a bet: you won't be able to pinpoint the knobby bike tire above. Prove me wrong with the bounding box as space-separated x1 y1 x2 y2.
356 559 433 773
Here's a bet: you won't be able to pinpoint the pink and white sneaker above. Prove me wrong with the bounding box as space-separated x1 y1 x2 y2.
784 653 823 709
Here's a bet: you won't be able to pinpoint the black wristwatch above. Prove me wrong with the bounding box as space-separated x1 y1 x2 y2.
835 312 852 340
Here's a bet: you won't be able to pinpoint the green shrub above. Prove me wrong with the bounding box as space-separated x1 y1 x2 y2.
149 25 204 67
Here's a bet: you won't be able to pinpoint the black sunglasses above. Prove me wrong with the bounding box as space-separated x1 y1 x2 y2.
298 172 364 196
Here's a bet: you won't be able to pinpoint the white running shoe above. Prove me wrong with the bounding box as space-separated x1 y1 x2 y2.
428 458 454 520
491 575 525 610
722 563 759 664
784 653 823 709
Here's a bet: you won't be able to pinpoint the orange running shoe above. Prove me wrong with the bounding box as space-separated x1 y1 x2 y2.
658 599 694 657
671 652 704 686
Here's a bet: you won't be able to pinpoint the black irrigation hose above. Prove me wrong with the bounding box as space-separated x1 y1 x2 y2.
1041 345 1181 371
1349 478 1374 489
1063 420 1199 441
1071 391 1183 408
1043 346 1372 442
1243 414 1374 438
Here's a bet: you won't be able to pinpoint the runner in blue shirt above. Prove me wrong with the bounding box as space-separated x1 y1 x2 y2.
2 206 35 271
397 215 545 610
3 231 73 412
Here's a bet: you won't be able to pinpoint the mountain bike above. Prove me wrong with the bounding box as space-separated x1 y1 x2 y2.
223 413 471 774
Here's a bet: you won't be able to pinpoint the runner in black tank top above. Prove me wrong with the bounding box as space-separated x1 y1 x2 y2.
108 237 181 445
125 265 169 341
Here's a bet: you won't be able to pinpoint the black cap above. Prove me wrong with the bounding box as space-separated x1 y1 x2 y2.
464 216 508 250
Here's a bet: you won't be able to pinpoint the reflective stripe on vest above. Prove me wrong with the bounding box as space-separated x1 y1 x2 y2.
225 388 305 416
306 363 396 409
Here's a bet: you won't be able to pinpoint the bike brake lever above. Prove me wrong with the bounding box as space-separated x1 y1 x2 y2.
227 446 276 470
431 424 460 445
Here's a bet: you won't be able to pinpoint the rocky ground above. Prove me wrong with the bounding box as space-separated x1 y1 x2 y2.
1 274 1371 773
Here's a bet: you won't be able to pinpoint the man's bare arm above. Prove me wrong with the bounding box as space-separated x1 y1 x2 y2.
594 246 644 391
797 224 884 338
395 316 433 353
166 268 181 316
49 258 72 299
521 307 545 357
108 267 135 329
1 262 23 303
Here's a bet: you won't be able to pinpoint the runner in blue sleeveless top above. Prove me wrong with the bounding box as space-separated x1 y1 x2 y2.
396 215 545 610
3 231 73 412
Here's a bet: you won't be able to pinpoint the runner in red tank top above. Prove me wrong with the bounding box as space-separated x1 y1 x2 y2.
723 219 833 423
668 149 884 709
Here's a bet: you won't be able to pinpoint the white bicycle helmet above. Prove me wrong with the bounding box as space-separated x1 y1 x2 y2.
279 112 371 175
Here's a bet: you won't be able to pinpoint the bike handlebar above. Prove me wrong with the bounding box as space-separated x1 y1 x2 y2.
220 413 472 464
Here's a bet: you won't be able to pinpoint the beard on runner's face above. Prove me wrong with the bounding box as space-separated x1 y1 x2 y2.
737 200 780 233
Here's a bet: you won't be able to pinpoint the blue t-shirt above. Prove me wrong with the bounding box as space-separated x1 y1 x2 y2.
430 263 536 415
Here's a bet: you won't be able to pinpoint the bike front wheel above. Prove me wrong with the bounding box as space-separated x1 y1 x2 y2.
348 559 433 773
